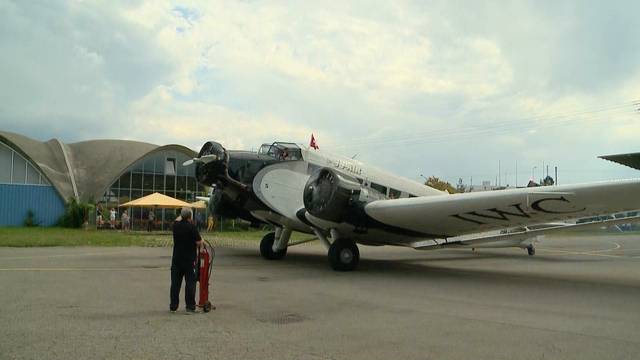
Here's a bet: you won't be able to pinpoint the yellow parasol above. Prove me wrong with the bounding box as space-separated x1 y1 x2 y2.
119 192 193 208
189 200 208 209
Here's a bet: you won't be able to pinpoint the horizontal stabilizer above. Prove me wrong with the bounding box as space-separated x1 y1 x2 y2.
411 214 640 249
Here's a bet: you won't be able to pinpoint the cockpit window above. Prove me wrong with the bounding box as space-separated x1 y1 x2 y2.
258 142 303 161
258 144 271 155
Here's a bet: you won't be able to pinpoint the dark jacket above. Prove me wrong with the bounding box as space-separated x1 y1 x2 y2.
172 219 201 265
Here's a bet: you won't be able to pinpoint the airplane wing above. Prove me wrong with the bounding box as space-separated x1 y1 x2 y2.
365 179 640 238
409 214 640 249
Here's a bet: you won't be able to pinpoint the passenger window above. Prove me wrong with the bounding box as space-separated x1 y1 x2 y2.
409 194 418 198
370 182 387 195
389 189 401 199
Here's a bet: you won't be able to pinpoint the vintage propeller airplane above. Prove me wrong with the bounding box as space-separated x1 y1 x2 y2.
185 139 640 271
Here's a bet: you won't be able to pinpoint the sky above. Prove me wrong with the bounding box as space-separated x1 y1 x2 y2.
1 0 639 186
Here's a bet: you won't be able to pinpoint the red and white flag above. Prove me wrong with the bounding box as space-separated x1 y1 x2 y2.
309 134 319 150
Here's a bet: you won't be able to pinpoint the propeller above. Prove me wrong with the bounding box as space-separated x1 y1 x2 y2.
182 154 219 167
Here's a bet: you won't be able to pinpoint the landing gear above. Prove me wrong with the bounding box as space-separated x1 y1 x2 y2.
328 239 360 271
260 232 287 260
526 245 536 256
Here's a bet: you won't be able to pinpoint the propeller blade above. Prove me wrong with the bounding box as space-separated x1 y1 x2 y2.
182 154 219 167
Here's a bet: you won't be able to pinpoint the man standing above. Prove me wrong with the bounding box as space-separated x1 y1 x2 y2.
170 207 202 313
121 210 130 232
148 210 155 232
109 208 116 229
206 214 215 232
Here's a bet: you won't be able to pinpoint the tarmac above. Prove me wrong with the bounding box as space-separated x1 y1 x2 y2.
1 233 640 360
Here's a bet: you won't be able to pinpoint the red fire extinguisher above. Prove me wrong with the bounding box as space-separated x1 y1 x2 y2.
197 240 215 312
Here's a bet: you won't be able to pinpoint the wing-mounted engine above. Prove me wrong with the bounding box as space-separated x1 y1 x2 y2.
303 168 385 225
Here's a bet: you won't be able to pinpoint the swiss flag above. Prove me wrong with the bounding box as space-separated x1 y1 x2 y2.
309 134 319 150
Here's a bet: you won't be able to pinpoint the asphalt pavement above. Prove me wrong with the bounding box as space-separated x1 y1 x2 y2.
1 233 640 360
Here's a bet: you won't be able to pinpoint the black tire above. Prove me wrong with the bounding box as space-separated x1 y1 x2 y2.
260 232 287 260
328 239 360 271
527 245 536 256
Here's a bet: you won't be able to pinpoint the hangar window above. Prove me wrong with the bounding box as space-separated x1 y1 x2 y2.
99 149 209 231
177 158 188 176
143 174 154 190
118 173 131 189
165 158 176 175
143 157 155 174
166 174 175 191
154 174 164 190
26 163 40 184
0 141 51 186
176 176 187 192
131 173 142 189
0 144 11 183
12 155 26 184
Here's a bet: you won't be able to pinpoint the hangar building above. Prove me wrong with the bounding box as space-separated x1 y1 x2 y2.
0 131 206 227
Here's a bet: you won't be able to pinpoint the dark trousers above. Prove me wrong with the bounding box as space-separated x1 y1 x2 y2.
170 261 196 310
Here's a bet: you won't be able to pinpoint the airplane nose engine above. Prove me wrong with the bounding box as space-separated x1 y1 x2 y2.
195 141 228 185
303 168 362 223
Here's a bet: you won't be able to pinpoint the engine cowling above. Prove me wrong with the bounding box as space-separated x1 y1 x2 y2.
303 168 363 223
195 141 228 186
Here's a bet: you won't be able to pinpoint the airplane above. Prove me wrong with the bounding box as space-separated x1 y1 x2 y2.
184 140 640 271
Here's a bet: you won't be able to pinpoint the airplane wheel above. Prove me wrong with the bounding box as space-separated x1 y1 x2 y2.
328 239 359 271
527 245 536 256
260 232 287 260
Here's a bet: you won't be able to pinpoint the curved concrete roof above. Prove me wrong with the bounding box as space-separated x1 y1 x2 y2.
0 131 197 202
1 131 75 200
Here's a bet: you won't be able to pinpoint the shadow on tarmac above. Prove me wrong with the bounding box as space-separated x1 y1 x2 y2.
224 246 638 289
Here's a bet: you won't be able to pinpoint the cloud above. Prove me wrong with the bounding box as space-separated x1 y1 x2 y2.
0 1 174 138
1 0 639 185
126 85 315 151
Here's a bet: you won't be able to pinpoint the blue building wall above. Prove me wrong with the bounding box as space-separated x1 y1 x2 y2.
0 184 66 226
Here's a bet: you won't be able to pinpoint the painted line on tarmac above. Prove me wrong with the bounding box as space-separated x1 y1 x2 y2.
0 251 131 261
538 241 640 258
537 248 628 258
584 242 622 253
0 267 169 271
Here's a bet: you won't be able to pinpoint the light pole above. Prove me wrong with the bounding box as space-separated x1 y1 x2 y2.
531 166 537 181
419 174 428 184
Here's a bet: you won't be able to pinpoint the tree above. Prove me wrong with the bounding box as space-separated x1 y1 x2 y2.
425 176 457 194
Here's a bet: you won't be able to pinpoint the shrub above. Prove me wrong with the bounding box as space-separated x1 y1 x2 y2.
23 209 39 227
59 198 93 228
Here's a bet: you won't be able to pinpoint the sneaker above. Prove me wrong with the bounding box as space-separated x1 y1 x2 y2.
185 308 197 314
170 305 178 313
